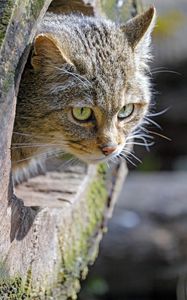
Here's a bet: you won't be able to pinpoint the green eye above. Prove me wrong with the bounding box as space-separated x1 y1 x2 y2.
72 107 92 121
118 104 134 120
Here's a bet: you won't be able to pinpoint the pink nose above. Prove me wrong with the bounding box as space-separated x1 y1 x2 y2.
101 145 117 156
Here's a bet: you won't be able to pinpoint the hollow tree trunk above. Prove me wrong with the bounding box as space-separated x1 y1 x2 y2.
0 0 140 298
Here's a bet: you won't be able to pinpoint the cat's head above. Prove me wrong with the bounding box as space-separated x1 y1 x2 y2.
31 7 156 164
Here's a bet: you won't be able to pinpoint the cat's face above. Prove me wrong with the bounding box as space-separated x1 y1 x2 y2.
30 7 156 164
59 104 147 164
43 74 149 164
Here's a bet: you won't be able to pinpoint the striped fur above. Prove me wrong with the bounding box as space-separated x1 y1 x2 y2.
12 8 156 184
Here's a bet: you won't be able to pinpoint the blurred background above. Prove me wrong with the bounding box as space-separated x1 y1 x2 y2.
78 0 187 299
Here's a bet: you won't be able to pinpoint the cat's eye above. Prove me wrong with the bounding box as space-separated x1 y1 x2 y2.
72 107 92 122
118 104 134 120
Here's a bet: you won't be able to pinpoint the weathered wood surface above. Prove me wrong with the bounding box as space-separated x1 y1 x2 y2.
1 162 126 299
0 0 52 201
0 0 141 298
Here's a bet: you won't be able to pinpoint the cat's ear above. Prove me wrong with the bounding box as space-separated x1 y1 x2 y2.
31 34 72 72
121 6 156 50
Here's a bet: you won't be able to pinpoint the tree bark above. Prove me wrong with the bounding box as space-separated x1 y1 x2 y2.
0 0 140 298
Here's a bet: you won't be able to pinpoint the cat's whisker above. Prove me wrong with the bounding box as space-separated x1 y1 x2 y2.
138 125 149 133
147 107 170 117
128 133 154 140
13 131 63 143
11 144 65 149
59 157 79 170
151 66 177 72
13 149 64 164
151 66 166 71
126 140 155 146
144 130 172 141
11 141 70 151
119 153 137 167
55 67 92 88
48 82 72 94
13 131 35 137
143 116 162 129
122 149 142 163
125 141 155 149
109 156 118 164
106 162 110 169
126 138 151 151
126 134 153 144
151 70 181 76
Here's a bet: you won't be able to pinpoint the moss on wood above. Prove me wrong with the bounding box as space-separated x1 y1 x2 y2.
0 276 26 299
0 0 14 46
0 165 110 300
48 164 108 299
0 0 50 95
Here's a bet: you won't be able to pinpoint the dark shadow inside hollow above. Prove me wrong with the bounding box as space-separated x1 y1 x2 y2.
11 42 40 241
8 170 39 242
9 195 39 242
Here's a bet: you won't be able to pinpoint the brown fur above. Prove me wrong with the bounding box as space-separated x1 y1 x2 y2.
12 7 156 183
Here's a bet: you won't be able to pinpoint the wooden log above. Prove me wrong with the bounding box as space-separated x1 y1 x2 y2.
0 0 140 298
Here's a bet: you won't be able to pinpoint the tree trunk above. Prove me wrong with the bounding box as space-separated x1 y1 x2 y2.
0 0 140 298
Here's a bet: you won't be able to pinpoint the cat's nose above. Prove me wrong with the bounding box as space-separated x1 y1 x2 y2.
100 144 117 156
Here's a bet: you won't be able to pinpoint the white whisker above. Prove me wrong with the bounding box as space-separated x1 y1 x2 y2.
55 67 92 88
119 153 137 167
144 116 162 129
11 142 68 149
13 149 64 164
122 149 142 163
147 107 170 117
127 141 154 151
151 70 181 76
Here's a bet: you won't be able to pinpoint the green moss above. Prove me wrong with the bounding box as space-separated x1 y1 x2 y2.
0 276 28 299
0 0 14 46
2 71 14 95
63 164 107 271
31 0 47 19
47 164 109 299
0 264 34 299
0 0 48 94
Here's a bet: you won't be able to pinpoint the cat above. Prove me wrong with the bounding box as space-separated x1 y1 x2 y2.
11 6 156 184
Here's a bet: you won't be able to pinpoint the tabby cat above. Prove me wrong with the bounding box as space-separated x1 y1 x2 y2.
12 7 156 184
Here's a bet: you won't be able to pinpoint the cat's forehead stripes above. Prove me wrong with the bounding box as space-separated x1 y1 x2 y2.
67 20 136 106
38 12 153 110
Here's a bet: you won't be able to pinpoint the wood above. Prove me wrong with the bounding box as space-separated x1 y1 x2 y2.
0 162 126 299
0 0 140 298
